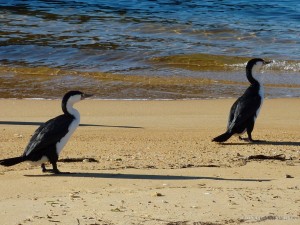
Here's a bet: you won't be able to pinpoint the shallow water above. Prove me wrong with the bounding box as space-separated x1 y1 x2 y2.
0 0 299 99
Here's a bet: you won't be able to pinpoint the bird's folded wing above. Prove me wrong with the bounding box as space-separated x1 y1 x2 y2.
23 115 74 156
228 95 261 132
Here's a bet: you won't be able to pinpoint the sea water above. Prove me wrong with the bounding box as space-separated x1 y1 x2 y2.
0 0 299 99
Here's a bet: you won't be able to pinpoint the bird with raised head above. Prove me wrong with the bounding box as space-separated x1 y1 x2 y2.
0 90 92 174
212 58 271 143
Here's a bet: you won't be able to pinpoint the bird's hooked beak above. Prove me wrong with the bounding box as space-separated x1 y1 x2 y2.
263 60 272 65
81 93 93 99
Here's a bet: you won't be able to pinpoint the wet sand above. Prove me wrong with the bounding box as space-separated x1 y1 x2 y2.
0 98 299 225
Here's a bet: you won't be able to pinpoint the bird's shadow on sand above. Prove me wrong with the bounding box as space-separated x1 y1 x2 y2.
218 140 300 147
0 121 143 129
24 172 271 182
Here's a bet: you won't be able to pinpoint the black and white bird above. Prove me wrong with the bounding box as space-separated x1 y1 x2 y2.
0 90 92 174
212 58 271 143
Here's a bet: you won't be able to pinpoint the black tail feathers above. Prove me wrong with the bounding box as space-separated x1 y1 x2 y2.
212 132 232 142
0 156 25 167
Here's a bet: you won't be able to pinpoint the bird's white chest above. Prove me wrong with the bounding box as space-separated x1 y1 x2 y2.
56 115 80 155
255 85 264 120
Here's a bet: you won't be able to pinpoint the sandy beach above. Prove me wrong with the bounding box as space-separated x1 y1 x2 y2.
0 98 299 225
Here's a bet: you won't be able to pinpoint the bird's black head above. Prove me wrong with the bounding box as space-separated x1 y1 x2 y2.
62 91 93 115
246 58 271 71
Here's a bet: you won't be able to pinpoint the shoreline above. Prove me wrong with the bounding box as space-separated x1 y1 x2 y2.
0 98 299 225
1 64 300 100
0 95 297 101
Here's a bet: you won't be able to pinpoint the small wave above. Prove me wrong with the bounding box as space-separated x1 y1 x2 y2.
152 53 300 73
265 60 300 72
229 60 300 73
151 54 250 72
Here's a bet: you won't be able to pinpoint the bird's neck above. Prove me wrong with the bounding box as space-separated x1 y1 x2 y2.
247 68 264 100
246 68 263 87
63 103 80 121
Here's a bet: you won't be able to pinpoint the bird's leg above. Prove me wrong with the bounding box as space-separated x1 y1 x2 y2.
41 162 59 173
51 161 71 174
41 163 61 173
41 163 47 172
246 129 264 143
239 136 251 142
238 134 256 142
238 122 264 143
51 162 61 174
247 133 255 142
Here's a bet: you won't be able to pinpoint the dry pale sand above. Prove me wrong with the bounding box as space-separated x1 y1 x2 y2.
0 98 299 225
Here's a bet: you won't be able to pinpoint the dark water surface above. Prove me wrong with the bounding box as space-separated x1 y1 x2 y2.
0 0 299 99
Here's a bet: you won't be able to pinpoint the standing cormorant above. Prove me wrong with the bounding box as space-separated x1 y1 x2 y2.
212 58 271 143
0 90 92 173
